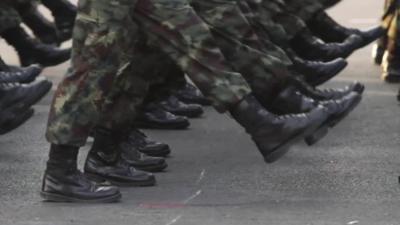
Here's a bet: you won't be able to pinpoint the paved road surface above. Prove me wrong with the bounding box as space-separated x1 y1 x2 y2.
0 0 399 225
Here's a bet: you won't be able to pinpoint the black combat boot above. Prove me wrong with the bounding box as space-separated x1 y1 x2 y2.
176 83 212 106
17 4 60 46
41 0 77 42
0 105 34 135
41 144 121 203
267 87 362 145
291 30 363 61
309 11 385 47
382 54 400 83
134 103 190 129
230 94 328 163
127 129 171 157
292 57 348 86
157 95 204 118
0 65 42 84
0 80 52 111
0 26 71 67
119 135 168 172
292 77 365 101
84 128 156 187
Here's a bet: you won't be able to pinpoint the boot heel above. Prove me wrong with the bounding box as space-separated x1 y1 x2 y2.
305 126 329 146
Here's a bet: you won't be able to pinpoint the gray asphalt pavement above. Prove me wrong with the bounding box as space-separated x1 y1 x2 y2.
0 0 400 224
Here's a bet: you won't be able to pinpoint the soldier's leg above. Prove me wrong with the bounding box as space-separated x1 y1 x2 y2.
41 0 137 203
84 61 163 186
131 0 330 163
190 0 362 134
302 0 385 45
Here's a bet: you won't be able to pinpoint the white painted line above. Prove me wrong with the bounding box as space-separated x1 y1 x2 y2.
165 215 183 225
182 190 202 204
196 169 206 184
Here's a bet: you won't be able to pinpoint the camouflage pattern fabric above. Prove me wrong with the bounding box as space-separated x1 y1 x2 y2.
46 0 137 146
47 0 253 146
131 0 251 113
189 0 293 102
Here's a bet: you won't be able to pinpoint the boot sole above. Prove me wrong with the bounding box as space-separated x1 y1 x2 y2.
85 173 156 187
40 191 121 203
132 162 168 173
328 94 362 128
139 150 171 158
263 121 321 163
305 94 362 146
304 124 329 146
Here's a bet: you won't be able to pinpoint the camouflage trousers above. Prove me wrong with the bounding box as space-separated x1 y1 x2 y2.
189 0 293 101
0 4 21 33
46 0 139 146
46 0 252 146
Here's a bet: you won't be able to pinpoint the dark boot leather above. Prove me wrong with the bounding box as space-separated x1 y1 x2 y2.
0 27 71 67
134 103 190 129
292 57 348 86
176 83 212 106
230 94 328 163
128 129 171 157
41 168 121 203
119 138 168 172
84 151 156 187
0 80 52 110
89 127 167 173
291 31 362 61
264 87 362 146
41 0 77 42
0 65 42 84
309 11 385 47
0 107 34 135
18 5 61 46
158 95 204 118
292 77 364 100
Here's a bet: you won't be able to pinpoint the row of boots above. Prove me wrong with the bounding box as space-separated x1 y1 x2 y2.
0 58 52 134
39 3 385 202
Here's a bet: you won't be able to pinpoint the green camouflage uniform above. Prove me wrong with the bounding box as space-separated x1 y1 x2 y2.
46 0 252 147
189 0 293 101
